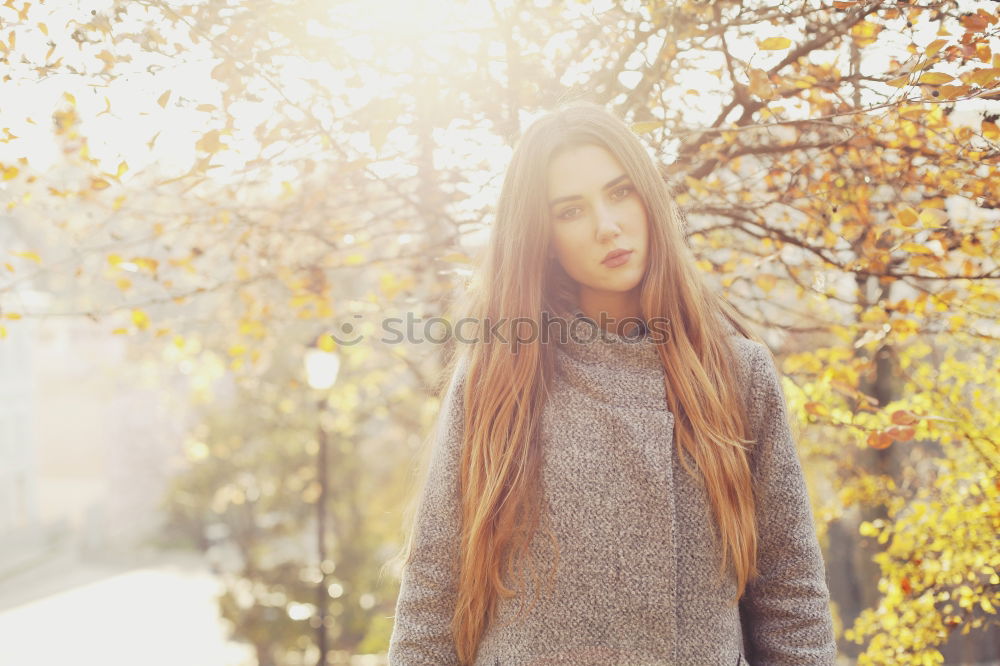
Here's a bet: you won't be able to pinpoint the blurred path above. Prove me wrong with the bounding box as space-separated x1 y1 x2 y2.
0 546 255 666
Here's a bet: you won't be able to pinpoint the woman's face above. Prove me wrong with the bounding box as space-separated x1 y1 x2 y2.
546 143 649 303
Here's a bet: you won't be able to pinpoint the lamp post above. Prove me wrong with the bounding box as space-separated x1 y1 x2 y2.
304 338 340 666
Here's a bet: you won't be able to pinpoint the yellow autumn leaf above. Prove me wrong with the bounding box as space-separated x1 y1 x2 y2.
4 313 21 319
907 255 945 274
962 237 986 257
131 309 150 329
38 23 48 36
4 262 14 272
758 37 791 50
211 60 236 83
936 84 971 100
918 208 949 227
900 242 933 254
0 326 6 339
380 273 414 299
859 521 879 537
196 129 224 153
685 175 707 194
968 68 1000 87
158 90 171 108
97 96 112 116
755 273 777 292
976 43 992 64
804 402 829 417
982 121 999 140
91 178 110 190
747 67 775 100
850 20 881 47
897 207 919 226
96 50 115 73
890 409 919 426
111 328 129 335
317 333 338 352
925 39 949 60
918 72 954 85
440 252 472 263
116 161 128 178
11 251 41 263
133 257 159 272
2 165 17 180
630 121 661 134
63 92 76 105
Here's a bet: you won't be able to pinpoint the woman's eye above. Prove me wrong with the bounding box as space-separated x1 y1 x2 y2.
612 185 633 200
556 187 631 219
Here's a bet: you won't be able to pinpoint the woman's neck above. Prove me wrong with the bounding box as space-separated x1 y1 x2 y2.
576 289 643 337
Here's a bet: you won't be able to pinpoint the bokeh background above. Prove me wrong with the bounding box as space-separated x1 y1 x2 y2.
0 0 998 664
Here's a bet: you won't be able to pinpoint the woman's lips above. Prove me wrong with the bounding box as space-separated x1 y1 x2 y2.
602 250 633 268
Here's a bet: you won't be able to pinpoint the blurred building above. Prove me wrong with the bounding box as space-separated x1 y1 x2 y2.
0 284 193 577
0 295 44 577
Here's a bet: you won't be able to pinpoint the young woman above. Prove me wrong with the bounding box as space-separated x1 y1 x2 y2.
387 102 837 665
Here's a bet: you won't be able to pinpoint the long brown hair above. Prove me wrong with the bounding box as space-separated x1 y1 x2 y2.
401 101 767 665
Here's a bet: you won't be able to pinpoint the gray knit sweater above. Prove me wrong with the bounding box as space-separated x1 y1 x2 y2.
388 315 837 665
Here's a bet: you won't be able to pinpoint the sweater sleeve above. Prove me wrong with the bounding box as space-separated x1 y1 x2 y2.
739 342 837 665
387 355 469 666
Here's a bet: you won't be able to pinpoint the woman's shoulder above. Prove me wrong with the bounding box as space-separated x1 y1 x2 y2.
725 334 792 428
716 316 773 384
723 334 794 441
725 334 772 391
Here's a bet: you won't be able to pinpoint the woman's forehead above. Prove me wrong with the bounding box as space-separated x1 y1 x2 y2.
546 145 626 195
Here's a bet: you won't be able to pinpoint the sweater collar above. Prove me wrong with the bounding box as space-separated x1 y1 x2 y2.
554 308 663 371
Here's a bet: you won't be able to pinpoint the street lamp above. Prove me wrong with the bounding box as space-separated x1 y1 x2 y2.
304 336 340 666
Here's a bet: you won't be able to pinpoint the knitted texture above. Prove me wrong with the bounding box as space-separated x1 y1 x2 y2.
388 314 837 665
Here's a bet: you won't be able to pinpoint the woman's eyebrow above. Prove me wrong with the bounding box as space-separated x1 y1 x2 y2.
548 174 630 208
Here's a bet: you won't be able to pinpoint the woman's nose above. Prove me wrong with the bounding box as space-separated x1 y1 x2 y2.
595 205 621 242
